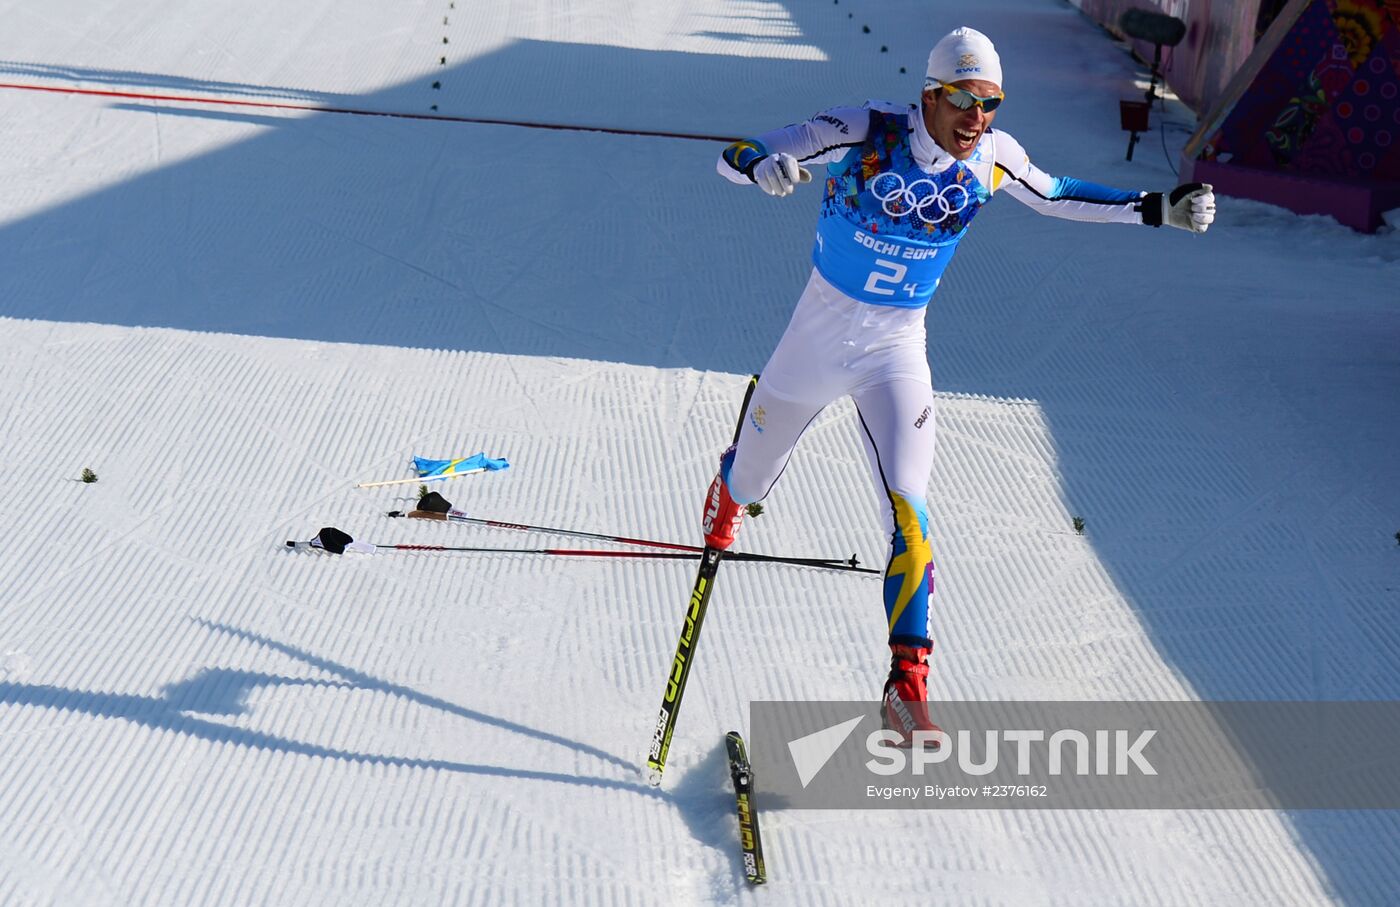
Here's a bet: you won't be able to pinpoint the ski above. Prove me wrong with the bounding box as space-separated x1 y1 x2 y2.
646 545 723 784
726 730 767 885
645 375 758 785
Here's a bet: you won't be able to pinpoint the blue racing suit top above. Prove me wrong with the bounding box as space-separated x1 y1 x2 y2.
814 109 989 308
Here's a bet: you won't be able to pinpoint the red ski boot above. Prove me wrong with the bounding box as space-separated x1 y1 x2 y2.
881 644 942 748
701 447 745 550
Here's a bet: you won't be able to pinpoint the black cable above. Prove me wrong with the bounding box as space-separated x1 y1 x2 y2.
1157 44 1179 176
1161 114 1179 177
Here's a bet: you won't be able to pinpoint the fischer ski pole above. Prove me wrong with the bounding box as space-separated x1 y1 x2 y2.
646 375 757 785
388 492 876 574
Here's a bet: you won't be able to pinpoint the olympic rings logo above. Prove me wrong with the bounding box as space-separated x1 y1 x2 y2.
869 172 971 225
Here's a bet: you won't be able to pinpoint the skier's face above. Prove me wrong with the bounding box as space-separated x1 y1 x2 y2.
922 79 1001 160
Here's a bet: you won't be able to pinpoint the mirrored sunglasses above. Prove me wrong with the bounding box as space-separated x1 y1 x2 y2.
937 81 1005 113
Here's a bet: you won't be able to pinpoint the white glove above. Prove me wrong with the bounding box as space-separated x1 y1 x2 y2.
1159 182 1216 234
751 153 812 197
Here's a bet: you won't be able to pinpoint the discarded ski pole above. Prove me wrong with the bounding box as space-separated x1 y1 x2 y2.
355 469 485 489
285 527 877 573
389 491 875 573
389 491 695 551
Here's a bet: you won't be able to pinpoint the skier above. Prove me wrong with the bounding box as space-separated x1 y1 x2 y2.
699 27 1215 743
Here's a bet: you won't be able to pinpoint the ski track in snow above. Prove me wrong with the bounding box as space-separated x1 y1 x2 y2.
2 0 1399 904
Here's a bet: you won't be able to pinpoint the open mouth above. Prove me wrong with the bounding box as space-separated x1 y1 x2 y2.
953 128 979 150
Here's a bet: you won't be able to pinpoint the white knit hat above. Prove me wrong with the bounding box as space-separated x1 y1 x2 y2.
925 27 1003 89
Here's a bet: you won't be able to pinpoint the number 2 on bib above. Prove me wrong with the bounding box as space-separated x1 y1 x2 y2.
863 259 921 298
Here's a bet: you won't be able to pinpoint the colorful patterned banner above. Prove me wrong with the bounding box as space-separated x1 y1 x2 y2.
1198 0 1400 182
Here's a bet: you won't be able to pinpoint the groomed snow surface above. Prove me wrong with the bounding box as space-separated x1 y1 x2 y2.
2 0 1398 903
